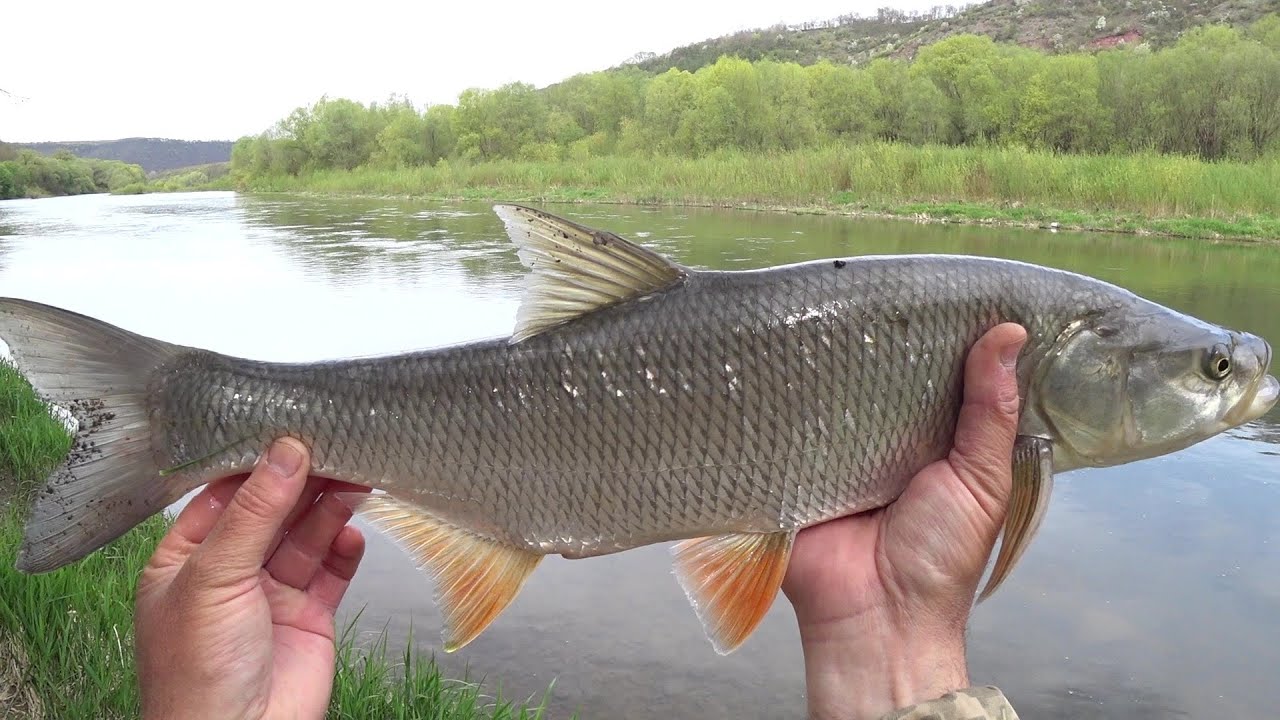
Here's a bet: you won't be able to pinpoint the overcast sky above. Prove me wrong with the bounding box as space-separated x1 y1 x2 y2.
2 0 950 143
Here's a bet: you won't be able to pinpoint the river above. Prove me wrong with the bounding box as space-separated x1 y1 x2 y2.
2 191 1277 719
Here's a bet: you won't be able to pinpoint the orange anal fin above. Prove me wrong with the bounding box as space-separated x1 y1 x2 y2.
335 493 542 652
672 530 795 655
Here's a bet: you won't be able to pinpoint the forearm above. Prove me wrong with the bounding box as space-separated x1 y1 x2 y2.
796 613 970 720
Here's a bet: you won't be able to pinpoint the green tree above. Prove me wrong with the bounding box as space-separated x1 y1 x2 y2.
689 84 737 154
1247 14 1280 51
1096 46 1163 153
1155 26 1248 159
806 61 881 139
910 34 1001 143
301 97 381 170
423 105 457 164
0 162 18 199
1218 35 1280 158
900 76 952 145
695 56 768 149
638 68 698 154
545 69 646 141
757 60 817 150
374 105 431 167
453 83 548 160
956 45 1042 145
1015 55 1109 152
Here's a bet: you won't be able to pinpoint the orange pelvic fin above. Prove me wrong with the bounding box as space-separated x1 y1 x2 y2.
337 493 541 652
672 530 796 655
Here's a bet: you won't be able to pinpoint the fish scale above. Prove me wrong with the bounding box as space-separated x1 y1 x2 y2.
2 205 1274 655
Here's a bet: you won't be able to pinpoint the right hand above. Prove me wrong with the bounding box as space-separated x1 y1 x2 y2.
782 323 1027 720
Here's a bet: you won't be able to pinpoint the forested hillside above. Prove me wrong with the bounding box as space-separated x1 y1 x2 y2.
627 0 1278 72
0 146 146 199
230 16 1280 184
14 138 233 173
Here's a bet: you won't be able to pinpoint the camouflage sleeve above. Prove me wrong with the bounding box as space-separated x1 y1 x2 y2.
877 686 1019 720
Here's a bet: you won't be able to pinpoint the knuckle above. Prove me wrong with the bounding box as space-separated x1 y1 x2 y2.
230 478 287 522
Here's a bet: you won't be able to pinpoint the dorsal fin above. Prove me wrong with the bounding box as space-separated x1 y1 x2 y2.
493 204 687 343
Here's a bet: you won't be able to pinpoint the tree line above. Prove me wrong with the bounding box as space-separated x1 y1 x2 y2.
0 146 147 200
232 17 1280 182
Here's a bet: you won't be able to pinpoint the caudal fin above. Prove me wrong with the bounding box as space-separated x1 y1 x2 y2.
0 298 195 573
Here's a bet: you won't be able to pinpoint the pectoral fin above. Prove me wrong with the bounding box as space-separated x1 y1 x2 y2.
977 435 1054 602
336 493 542 652
672 530 795 655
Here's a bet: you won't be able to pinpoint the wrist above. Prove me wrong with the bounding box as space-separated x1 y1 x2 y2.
795 610 969 720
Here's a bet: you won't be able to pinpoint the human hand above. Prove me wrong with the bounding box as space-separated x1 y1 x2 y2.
782 323 1027 720
134 438 369 720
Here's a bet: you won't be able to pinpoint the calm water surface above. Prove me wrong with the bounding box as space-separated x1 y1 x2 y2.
2 192 1278 719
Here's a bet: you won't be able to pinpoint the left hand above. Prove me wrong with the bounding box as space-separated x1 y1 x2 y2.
134 438 369 720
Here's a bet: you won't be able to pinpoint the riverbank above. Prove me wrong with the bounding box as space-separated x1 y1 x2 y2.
235 143 1280 243
0 363 553 719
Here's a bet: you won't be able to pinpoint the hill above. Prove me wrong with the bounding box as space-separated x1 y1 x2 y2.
13 138 233 174
625 0 1279 71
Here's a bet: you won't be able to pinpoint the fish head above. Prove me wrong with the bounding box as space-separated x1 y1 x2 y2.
1033 303 1277 470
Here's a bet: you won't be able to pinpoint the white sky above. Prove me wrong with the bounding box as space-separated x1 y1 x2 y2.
1 0 949 142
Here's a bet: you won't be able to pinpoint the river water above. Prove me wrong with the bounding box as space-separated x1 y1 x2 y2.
2 191 1277 719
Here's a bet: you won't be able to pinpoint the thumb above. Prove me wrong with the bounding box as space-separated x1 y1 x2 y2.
948 323 1027 522
191 437 312 583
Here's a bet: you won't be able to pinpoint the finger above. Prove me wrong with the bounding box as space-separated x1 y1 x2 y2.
263 477 372 561
149 477 245 566
192 437 312 582
261 475 331 561
948 322 1027 520
264 489 365 589
308 525 366 613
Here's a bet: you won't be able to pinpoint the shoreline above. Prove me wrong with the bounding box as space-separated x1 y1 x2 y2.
227 185 1280 245
220 142 1280 245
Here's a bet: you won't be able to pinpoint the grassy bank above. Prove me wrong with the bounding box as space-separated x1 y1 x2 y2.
240 143 1280 242
0 363 552 719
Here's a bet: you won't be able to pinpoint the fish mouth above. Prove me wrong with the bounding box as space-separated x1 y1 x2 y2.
1228 334 1278 426
1242 374 1280 422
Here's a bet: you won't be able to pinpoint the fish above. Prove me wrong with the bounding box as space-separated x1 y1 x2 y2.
1 205 1275 655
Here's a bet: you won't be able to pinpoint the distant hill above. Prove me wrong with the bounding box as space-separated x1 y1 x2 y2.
625 0 1278 71
14 138 233 174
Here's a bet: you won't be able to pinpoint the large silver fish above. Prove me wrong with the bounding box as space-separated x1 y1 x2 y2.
1 205 1275 654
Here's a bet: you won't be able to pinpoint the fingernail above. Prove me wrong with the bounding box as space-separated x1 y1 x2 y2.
267 440 303 476
1000 338 1025 370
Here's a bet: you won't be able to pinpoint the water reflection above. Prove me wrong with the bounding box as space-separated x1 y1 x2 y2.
236 195 525 289
0 192 1276 718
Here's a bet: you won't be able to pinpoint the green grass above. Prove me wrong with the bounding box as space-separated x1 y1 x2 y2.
240 142 1280 242
328 622 556 720
0 364 553 719
0 507 166 719
0 362 70 505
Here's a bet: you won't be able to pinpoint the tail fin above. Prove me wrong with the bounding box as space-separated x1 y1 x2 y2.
0 298 195 573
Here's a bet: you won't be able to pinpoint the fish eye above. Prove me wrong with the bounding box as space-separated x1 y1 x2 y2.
1205 344 1232 380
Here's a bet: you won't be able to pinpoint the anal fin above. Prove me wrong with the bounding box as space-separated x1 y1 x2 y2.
978 435 1054 602
336 493 542 652
672 530 795 655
